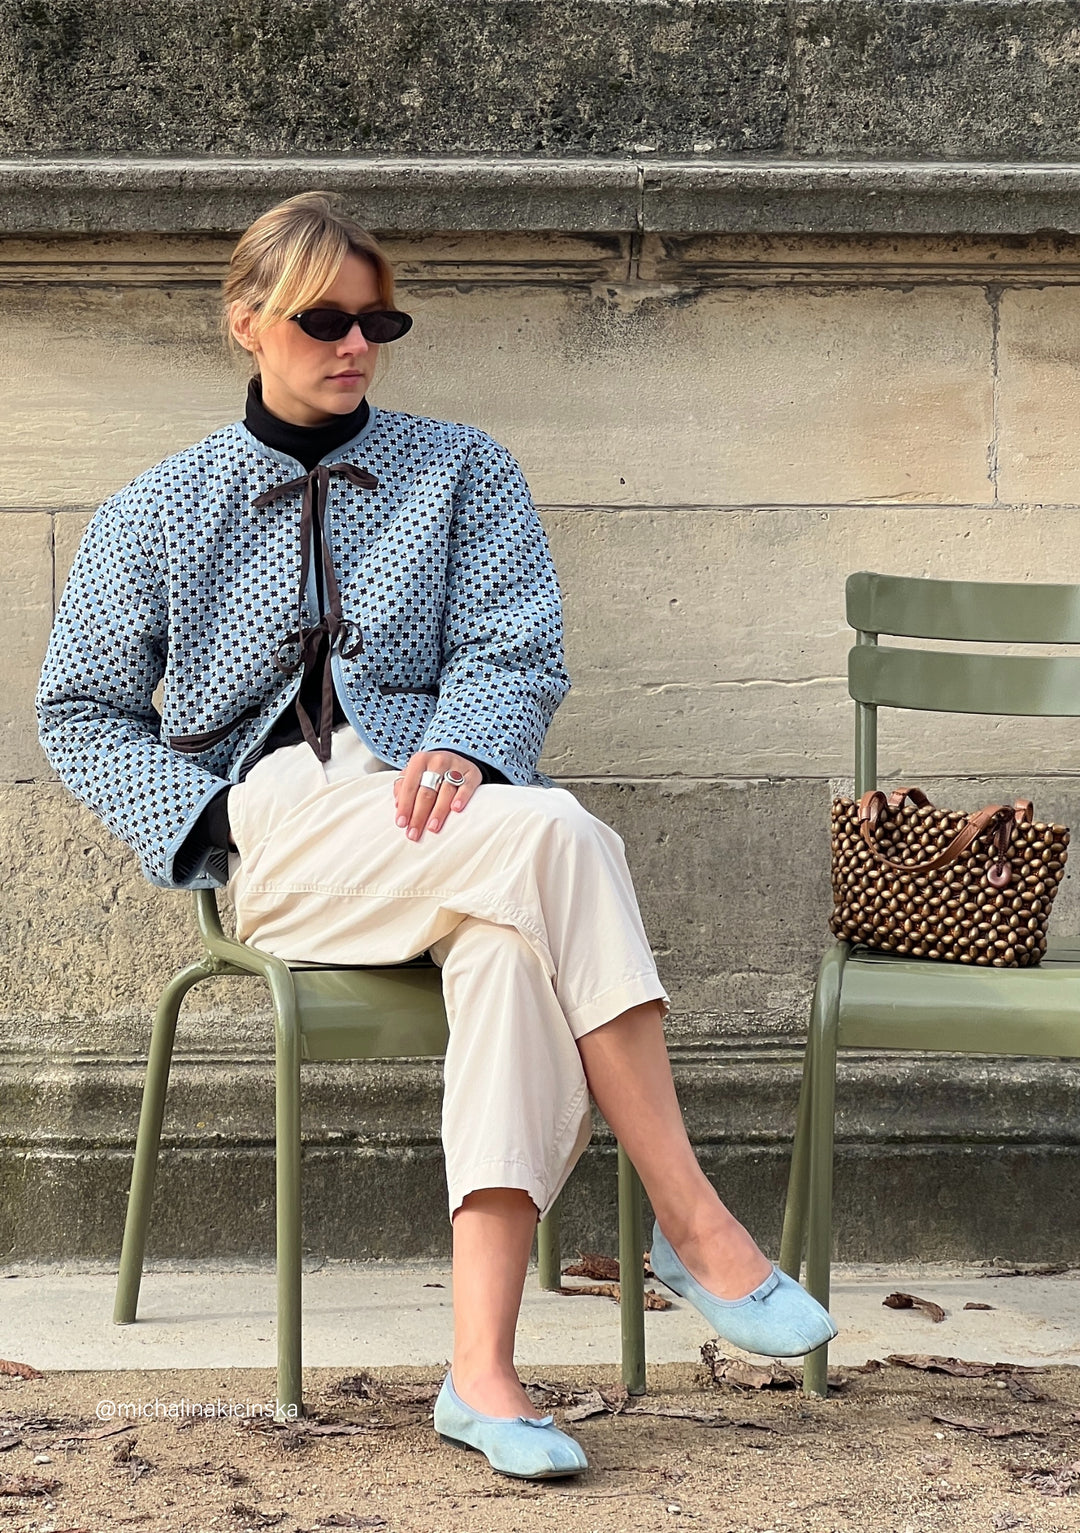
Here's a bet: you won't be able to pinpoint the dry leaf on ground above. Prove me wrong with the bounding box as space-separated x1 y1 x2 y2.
1005 1374 1053 1404
621 1404 734 1428
563 1390 611 1421
223 1504 285 1527
930 1412 1047 1439
530 1381 629 1420
330 1375 439 1407
979 1261 1074 1277
700 1345 802 1390
0 1360 43 1380
555 1281 671 1309
303 1517 388 1529
884 1291 947 1322
1005 1459 1080 1496
0 1471 61 1496
563 1253 621 1282
885 1354 1047 1377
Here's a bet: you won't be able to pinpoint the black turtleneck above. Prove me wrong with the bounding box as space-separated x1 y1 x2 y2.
244 374 371 472
179 377 506 877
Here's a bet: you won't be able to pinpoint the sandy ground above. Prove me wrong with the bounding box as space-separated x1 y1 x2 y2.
1 1355 1079 1533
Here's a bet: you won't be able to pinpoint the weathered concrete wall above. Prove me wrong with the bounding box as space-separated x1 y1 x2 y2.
6 223 1080 1264
6 1 1080 160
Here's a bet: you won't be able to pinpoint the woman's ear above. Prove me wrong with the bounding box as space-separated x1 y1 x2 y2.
228 301 259 356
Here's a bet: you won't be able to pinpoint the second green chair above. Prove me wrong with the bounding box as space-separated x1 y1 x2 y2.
780 571 1080 1396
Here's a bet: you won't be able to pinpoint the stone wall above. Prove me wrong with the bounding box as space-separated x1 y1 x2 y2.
5 1 1080 160
3 1 1080 1264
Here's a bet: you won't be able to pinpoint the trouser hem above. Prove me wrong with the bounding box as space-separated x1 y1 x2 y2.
564 973 671 1040
447 1080 592 1224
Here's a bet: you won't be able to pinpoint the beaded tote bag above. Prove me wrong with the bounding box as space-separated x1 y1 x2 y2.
829 786 1069 967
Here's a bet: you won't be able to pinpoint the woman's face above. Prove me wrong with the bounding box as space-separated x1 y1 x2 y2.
231 250 384 427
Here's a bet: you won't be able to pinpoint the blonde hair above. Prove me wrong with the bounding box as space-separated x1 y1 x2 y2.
221 191 398 373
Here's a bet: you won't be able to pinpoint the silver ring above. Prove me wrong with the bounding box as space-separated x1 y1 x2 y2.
419 769 444 792
443 768 467 788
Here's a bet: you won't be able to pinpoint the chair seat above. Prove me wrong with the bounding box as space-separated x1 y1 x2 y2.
288 965 449 1062
838 936 1080 1057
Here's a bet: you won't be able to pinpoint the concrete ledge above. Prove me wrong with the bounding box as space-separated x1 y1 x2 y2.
643 160 1080 235
3 1048 1079 1263
0 157 641 235
8 157 1080 236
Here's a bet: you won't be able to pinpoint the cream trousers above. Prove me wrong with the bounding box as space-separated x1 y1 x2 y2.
225 724 670 1222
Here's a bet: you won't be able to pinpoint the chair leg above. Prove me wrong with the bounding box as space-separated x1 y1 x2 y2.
537 1200 562 1290
778 1020 816 1281
618 1144 646 1395
113 962 212 1325
270 968 304 1420
801 944 845 1399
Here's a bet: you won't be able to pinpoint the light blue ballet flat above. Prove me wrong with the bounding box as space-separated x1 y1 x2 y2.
433 1372 588 1480
650 1219 839 1357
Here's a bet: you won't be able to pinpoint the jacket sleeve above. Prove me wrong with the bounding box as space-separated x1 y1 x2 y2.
36 489 233 890
418 430 571 784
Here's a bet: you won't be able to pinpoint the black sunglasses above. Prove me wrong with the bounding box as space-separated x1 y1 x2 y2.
289 307 413 344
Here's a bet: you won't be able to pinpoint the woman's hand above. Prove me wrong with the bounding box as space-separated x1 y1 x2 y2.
394 750 482 841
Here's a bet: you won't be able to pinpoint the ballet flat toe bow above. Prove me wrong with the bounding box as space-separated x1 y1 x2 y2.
650 1219 839 1358
434 1373 588 1480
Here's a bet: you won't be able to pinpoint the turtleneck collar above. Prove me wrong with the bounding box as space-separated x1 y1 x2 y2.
243 375 371 473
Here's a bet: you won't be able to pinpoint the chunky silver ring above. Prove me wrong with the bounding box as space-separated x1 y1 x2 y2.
419 769 444 792
443 768 467 788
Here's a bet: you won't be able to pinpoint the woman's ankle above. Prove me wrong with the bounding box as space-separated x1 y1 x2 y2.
448 1362 543 1419
652 1190 737 1252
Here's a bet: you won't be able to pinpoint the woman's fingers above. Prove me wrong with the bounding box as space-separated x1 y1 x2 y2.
394 752 481 840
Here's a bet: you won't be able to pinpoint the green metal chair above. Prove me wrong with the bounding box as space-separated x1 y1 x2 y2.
779 571 1080 1397
112 887 648 1417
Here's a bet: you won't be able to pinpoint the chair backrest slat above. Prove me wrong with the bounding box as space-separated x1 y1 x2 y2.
849 645 1080 716
847 571 1080 643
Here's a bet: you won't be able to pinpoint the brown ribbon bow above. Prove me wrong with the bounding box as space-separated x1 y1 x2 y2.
253 461 379 762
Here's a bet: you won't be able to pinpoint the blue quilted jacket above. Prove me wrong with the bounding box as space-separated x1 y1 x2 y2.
36 405 571 890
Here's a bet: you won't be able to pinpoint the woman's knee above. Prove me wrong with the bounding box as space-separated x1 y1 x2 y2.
430 914 547 977
489 784 620 850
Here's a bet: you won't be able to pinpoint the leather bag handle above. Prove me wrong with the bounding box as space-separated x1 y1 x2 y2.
857 791 1021 883
886 785 932 812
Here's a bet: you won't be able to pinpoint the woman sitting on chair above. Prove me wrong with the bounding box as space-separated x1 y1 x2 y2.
36 191 836 1481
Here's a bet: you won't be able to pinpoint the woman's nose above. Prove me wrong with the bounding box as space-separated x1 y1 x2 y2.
339 321 370 354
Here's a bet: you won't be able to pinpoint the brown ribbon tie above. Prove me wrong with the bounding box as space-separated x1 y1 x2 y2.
253 461 379 762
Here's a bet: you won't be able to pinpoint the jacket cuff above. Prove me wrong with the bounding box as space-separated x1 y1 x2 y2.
451 752 509 786
172 784 232 883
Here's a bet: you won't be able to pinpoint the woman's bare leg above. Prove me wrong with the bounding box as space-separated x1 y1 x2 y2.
450 1188 543 1419
448 999 772 1419
576 1000 774 1299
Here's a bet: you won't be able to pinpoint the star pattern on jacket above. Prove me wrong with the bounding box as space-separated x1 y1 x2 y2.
36 406 570 889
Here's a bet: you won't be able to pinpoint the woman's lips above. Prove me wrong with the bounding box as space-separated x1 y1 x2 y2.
330 373 362 382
